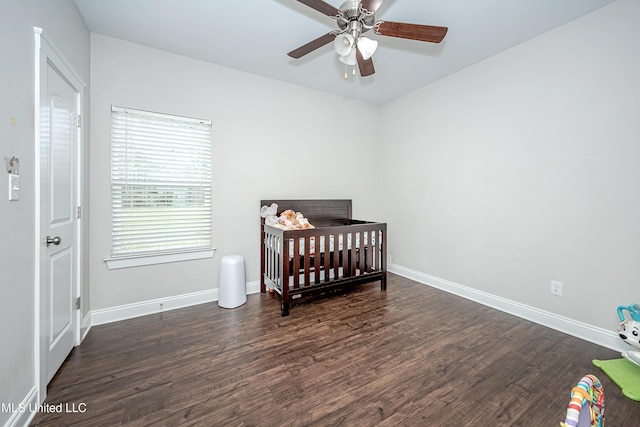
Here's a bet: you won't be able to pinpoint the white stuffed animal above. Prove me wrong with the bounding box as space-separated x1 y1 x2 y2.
260 203 278 218
619 319 640 349
260 203 280 227
618 319 640 367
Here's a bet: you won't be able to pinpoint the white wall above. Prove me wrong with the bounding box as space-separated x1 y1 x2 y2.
379 0 640 333
0 1 89 425
89 34 381 310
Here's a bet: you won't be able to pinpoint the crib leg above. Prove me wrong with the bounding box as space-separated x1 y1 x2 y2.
381 272 387 291
281 301 289 317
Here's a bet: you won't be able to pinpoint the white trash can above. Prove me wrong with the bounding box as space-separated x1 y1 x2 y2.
218 255 246 309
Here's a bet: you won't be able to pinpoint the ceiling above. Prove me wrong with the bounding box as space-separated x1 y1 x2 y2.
74 0 616 105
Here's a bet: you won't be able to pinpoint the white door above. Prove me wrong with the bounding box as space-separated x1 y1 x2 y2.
42 61 78 383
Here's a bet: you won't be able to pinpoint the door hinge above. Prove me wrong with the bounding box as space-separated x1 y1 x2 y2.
76 206 81 218
76 114 81 128
75 297 81 310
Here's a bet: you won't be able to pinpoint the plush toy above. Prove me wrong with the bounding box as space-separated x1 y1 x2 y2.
260 203 278 218
278 209 297 228
260 204 315 230
295 212 313 228
277 209 314 229
260 203 280 227
559 375 604 427
264 215 279 227
619 319 640 350
619 319 640 367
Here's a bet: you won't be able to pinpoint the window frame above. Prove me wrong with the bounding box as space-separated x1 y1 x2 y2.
105 106 214 269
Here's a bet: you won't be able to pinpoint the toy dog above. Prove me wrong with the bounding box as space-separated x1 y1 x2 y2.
619 319 640 367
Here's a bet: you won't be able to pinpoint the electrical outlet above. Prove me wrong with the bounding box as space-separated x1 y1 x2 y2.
550 280 563 297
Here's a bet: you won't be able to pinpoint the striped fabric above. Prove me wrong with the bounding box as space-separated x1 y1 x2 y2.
560 374 605 427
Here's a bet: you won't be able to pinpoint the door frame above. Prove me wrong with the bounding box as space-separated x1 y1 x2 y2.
34 27 86 403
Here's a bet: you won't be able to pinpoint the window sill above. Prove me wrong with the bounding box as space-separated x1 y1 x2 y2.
104 249 215 270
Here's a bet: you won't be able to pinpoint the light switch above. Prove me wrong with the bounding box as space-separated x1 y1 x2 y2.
9 174 19 201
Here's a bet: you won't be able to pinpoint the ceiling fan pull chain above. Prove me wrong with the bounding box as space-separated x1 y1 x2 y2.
343 63 356 79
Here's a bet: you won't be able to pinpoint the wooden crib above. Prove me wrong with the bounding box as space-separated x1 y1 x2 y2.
260 199 387 316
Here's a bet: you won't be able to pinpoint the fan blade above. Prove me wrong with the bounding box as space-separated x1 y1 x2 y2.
375 21 448 43
297 0 340 17
361 0 385 14
288 32 337 59
356 48 375 77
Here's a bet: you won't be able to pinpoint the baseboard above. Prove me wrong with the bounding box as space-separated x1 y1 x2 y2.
91 281 261 326
246 280 261 295
81 313 91 337
86 270 625 353
3 386 38 427
80 311 91 341
388 263 626 353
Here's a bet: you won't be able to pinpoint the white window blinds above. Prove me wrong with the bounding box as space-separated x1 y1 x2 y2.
111 106 212 257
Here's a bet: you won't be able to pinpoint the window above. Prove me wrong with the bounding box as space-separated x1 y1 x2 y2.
107 106 213 268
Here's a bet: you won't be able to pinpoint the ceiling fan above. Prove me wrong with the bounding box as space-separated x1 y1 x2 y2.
288 0 448 78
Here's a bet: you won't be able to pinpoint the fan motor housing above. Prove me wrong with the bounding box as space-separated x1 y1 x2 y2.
336 0 374 33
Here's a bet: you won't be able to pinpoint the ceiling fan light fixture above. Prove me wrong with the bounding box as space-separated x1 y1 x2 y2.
357 36 378 60
333 33 354 56
339 49 357 65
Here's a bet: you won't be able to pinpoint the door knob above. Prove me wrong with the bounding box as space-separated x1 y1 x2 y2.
46 236 61 246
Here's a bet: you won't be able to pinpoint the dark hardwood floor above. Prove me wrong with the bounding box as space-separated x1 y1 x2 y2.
31 273 639 426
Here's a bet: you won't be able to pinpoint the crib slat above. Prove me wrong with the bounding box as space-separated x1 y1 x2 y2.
333 234 342 279
375 230 382 271
344 234 349 276
371 232 378 271
281 237 289 308
380 229 384 271
293 238 300 289
271 236 276 280
349 233 357 277
324 236 331 282
272 237 278 284
341 233 349 278
304 237 311 287
314 237 321 284
366 231 373 273
359 232 366 276
265 235 271 282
